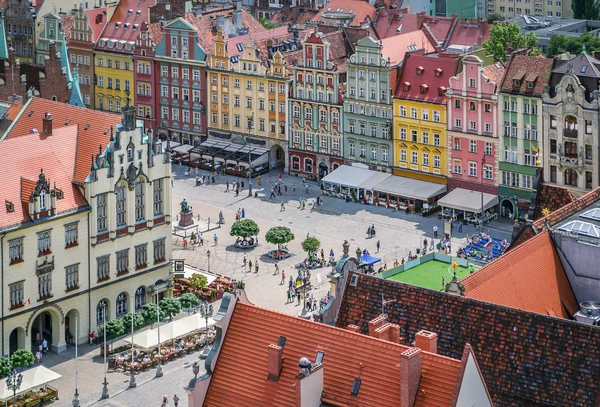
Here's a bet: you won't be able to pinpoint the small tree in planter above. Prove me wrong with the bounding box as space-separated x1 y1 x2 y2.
188 273 208 291
0 357 12 379
265 226 295 254
100 319 125 348
230 219 260 245
122 312 145 334
139 303 166 329
159 297 182 321
179 293 201 314
301 236 321 259
10 349 35 371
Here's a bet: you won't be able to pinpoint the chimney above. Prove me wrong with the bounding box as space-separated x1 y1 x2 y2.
267 344 283 382
399 348 422 407
295 361 324 407
416 11 425 27
346 324 361 333
368 315 387 337
216 14 225 31
43 113 53 136
374 323 392 342
389 324 400 343
95 13 103 24
233 8 242 32
415 330 438 354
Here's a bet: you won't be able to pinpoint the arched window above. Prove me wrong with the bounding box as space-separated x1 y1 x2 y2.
116 292 127 317
304 158 313 173
292 156 300 171
135 180 145 221
116 186 126 227
332 163 340 170
51 96 57 101
135 287 146 310
97 299 107 324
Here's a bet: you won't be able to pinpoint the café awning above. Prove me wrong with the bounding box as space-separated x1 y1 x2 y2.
322 165 392 190
373 176 447 201
173 144 194 154
0 366 61 400
437 188 498 213
357 171 392 191
360 253 381 265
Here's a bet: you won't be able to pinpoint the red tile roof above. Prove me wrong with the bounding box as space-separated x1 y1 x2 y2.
0 125 88 229
533 185 600 230
204 301 467 407
374 9 420 39
481 61 506 90
500 54 552 96
311 0 376 27
422 16 455 45
85 7 108 41
270 7 318 26
447 19 490 48
394 53 459 104
533 183 576 221
147 22 163 45
4 98 121 184
95 0 154 54
461 230 578 318
381 30 436 66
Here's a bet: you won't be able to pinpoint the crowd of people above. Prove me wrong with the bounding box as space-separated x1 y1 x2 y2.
455 233 510 262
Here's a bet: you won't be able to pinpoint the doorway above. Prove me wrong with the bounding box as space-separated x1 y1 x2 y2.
31 311 55 352
318 162 329 178
9 328 25 355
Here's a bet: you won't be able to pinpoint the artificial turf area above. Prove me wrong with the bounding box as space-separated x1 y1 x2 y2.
385 260 471 291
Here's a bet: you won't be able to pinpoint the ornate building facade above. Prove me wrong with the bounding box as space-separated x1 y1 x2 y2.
4 0 35 63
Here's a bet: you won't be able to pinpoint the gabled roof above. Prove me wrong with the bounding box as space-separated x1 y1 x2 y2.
323 30 350 71
533 183 576 221
3 98 121 184
373 9 420 39
422 15 455 45
311 0 376 27
84 7 108 41
270 7 318 26
204 301 467 407
500 54 552 96
381 30 436 66
394 53 459 104
552 52 600 78
461 230 578 318
0 125 88 229
481 61 506 90
533 185 600 230
446 19 490 48
95 0 153 54
336 272 600 407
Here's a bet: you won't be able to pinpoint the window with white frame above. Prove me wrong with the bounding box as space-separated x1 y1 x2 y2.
400 106 406 117
320 136 327 148
410 107 418 119
65 223 78 247
332 137 339 151
412 151 418 164
400 149 406 162
360 145 366 157
422 132 429 144
433 111 440 122
116 249 129 275
453 160 461 174
400 128 406 140
116 293 127 317
484 123 491 133
469 121 477 131
469 162 477 177
455 118 462 128
434 155 440 168
97 255 110 281
434 134 440 146
135 244 147 269
484 164 493 180
469 78 476 88
37 231 51 255
97 193 107 232
423 153 429 166
305 133 313 145
66 264 79 290
382 149 388 162
524 148 532 166
292 156 300 170
371 147 377 160
116 186 126 227
305 108 312 120
421 109 429 120
9 239 23 264
9 282 24 308
469 140 477 153
154 238 166 263
523 175 532 189
511 172 520 187
320 110 326 122
485 142 492 156
349 142 356 156
38 274 52 299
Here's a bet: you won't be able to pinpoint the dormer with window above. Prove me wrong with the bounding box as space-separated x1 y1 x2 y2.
402 81 411 92
417 66 424 75
512 79 521 88
420 84 429 94
435 68 443 77
438 86 446 97
24 169 58 220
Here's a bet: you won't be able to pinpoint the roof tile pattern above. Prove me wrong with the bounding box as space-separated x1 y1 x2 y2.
533 185 600 230
95 0 153 54
395 53 459 104
204 302 464 407
500 55 552 96
381 30 436 66
5 98 120 184
85 8 108 41
311 0 376 27
337 273 600 407
461 230 578 318
533 183 576 221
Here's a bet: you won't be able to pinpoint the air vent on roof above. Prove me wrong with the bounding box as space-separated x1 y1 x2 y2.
84 124 90 130
115 22 121 28
128 8 132 14
396 24 402 33
351 379 361 396
136 10 141 15
28 110 34 117
277 336 286 347
315 351 324 364
30 128 38 134
104 128 109 134
65 119 70 125
350 274 358 287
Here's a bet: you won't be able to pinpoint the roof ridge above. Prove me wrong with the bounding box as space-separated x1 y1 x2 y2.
460 229 550 284
533 186 600 228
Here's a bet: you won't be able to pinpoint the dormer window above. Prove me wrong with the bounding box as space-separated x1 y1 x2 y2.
40 192 46 210
127 148 134 162
435 68 442 77
402 81 411 92
527 81 534 88
417 66 424 75
438 86 446 96
513 79 521 87
420 84 429 94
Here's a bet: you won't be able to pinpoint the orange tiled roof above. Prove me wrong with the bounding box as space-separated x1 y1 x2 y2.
481 61 506 90
0 125 88 229
381 30 436 66
147 21 164 45
85 7 108 41
533 185 600 230
4 98 121 184
447 19 490 48
204 302 464 407
374 9 420 39
461 230 578 318
312 0 376 27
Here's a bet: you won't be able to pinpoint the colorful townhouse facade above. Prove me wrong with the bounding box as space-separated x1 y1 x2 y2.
498 55 552 218
542 51 600 193
289 31 344 178
344 36 393 172
206 29 290 167
4 1 35 63
36 13 67 64
154 18 207 146
446 55 505 197
94 0 153 112
133 23 158 136
392 53 458 184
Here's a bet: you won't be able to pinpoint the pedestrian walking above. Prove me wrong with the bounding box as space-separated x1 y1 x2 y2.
243 253 247 267
248 259 253 273
288 275 293 288
284 184 288 193
213 234 218 246
278 173 282 182
433 225 439 238
330 249 334 259
183 238 188 249
305 183 309 194
36 350 42 364
275 262 280 274
42 338 48 353
321 249 325 259
241 208 246 218
255 261 259 273
161 396 168 407
173 394 180 407
226 181 229 192
302 198 306 209
292 184 296 193
286 289 291 304
199 232 204 246
236 186 240 196
270 187 276 199
171 178 174 188
458 223 463 233
277 185 282 196
281 270 286 285
376 240 380 253
280 201 285 211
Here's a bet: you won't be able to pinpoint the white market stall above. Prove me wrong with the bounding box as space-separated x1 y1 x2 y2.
0 366 61 402
321 165 391 202
438 188 498 222
372 176 447 212
123 315 217 350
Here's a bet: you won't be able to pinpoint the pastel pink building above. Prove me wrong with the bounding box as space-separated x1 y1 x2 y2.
446 55 505 196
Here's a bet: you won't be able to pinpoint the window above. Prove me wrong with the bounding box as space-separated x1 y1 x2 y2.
305 133 313 146
349 142 356 156
400 128 406 140
382 126 388 139
453 160 462 174
485 142 492 156
246 98 253 108
469 101 476 111
115 79 121 90
485 123 491 133
9 239 23 264
410 108 418 119
332 137 339 151
469 162 477 177
360 145 366 157
422 153 429 166
292 156 300 170
400 106 406 117
433 111 440 122
66 264 79 290
484 165 493 180
421 109 429 120
469 140 477 153
550 115 557 129
422 132 429 144
455 99 461 109
382 149 388 162
469 121 477 131
455 119 462 128
116 292 127 317
9 282 24 309
65 223 78 247
332 111 339 124
511 172 520 187
532 102 538 115
434 134 440 146
37 231 51 255
97 193 107 232
434 155 440 169
116 186 126 227
370 125 377 137
523 175 532 189
154 238 166 263
320 110 327 122
124 80 130 92
469 78 476 88
135 244 148 269
183 89 189 101
38 274 52 300
97 300 107 324
411 130 418 142
411 151 418 164
304 158 313 173
371 147 377 160
305 108 312 120
400 149 406 162
454 138 461 150
97 255 110 281
484 103 491 113
502 171 510 186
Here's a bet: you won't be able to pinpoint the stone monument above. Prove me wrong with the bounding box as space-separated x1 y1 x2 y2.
179 198 194 227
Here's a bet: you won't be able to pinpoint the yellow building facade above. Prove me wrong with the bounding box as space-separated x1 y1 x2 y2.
94 50 134 112
392 99 448 183
206 30 290 168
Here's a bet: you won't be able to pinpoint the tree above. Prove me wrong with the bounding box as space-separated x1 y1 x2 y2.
486 12 503 24
482 22 539 61
258 16 276 29
547 32 600 57
0 358 12 379
139 303 166 329
179 293 201 314
188 273 209 290
301 236 321 257
122 312 145 334
572 0 599 19
265 226 295 250
10 349 34 371
159 297 182 320
230 219 260 242
100 319 125 347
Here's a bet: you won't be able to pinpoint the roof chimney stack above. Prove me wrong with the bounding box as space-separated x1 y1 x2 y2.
295 358 324 407
367 315 386 337
43 113 53 136
267 344 283 382
399 348 422 407
415 330 438 354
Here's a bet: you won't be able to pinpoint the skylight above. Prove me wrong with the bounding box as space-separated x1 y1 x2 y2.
581 65 588 73
581 208 600 221
558 220 600 238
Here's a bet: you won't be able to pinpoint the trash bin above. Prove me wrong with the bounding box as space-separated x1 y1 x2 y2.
108 358 117 370
100 344 110 356
241 181 245 188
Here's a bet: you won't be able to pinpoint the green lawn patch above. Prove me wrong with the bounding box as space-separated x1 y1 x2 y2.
385 260 471 291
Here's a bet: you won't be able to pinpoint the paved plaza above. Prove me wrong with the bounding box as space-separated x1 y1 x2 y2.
41 166 512 407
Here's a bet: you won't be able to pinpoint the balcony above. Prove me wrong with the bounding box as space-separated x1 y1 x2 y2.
564 128 578 138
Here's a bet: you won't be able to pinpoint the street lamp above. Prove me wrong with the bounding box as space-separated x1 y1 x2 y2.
298 265 311 319
155 289 163 378
101 301 109 398
6 369 23 407
189 361 200 389
199 301 214 359
129 296 136 389
247 114 254 197
480 156 486 228
73 315 80 407
207 250 211 273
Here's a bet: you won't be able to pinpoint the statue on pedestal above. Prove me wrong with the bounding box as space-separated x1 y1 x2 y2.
180 198 190 213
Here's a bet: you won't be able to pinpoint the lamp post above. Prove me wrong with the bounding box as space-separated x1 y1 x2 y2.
73 315 80 407
207 250 211 273
199 301 214 359
129 296 136 388
189 361 200 389
480 156 486 227
6 369 23 407
101 301 109 398
298 264 311 319
156 290 163 378
247 114 254 197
